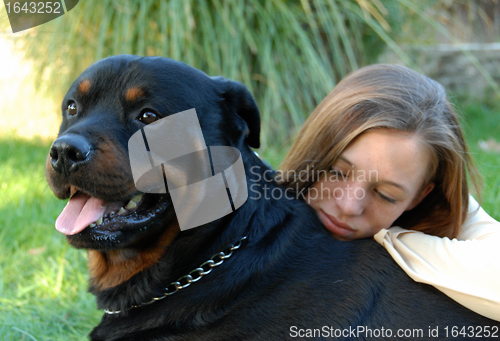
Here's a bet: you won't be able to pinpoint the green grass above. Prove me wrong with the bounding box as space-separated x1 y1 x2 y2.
0 101 498 339
0 134 101 340
458 101 500 219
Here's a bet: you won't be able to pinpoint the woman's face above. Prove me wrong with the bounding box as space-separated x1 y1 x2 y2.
306 129 435 240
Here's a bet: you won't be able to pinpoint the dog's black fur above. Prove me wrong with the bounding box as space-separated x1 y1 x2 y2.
46 55 499 340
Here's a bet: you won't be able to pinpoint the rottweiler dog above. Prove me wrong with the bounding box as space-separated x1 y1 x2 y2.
46 55 499 340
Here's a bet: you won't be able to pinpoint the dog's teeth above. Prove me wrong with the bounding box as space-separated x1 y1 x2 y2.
96 217 103 225
130 194 143 203
118 207 127 215
125 199 138 210
90 223 96 227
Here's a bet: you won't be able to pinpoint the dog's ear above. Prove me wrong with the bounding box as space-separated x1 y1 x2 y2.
213 77 261 149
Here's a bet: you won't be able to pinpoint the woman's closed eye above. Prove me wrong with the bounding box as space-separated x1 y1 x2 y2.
374 188 396 204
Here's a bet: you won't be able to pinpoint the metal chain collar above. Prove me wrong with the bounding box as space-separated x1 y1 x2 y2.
104 235 248 315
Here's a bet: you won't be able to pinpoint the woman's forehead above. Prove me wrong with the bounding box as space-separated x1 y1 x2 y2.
337 130 431 189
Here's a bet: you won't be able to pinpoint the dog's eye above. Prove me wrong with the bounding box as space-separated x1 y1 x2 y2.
139 111 159 125
67 101 77 116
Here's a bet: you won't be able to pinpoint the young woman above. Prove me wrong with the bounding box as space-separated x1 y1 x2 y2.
278 64 500 321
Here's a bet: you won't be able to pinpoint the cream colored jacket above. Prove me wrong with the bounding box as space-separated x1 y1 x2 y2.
374 196 500 321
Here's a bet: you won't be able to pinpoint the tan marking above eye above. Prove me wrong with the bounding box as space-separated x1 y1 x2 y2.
78 79 91 95
125 87 144 102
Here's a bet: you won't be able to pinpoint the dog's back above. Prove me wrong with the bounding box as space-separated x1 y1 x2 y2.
91 179 499 340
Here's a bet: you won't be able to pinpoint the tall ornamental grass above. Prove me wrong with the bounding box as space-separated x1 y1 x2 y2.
7 0 411 149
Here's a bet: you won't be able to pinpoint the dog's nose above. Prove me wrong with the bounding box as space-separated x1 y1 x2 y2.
49 134 92 174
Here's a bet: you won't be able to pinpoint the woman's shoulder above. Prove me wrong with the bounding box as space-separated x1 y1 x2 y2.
458 195 500 240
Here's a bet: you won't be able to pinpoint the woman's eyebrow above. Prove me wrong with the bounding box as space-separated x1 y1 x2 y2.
378 180 409 194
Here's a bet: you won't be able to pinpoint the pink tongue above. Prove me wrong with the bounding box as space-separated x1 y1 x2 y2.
55 195 106 235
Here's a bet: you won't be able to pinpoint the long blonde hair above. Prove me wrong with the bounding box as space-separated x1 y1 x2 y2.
279 64 481 238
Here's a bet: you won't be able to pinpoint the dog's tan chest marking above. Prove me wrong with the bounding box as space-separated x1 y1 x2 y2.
88 224 180 292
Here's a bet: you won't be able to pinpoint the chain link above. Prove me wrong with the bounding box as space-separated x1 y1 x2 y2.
104 235 248 315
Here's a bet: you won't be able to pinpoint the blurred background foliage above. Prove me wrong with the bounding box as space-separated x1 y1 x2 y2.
1 0 498 149
3 0 418 149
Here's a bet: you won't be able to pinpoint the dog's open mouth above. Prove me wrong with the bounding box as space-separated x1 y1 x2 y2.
55 188 170 236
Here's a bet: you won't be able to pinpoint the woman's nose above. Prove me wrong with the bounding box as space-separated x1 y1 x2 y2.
336 183 366 216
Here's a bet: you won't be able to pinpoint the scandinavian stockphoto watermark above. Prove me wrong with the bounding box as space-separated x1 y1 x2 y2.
4 0 79 33
248 164 378 203
128 108 248 231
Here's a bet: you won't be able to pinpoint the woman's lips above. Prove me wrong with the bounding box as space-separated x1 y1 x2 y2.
318 210 355 239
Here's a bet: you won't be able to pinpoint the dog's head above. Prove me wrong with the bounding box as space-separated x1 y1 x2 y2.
46 55 260 250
